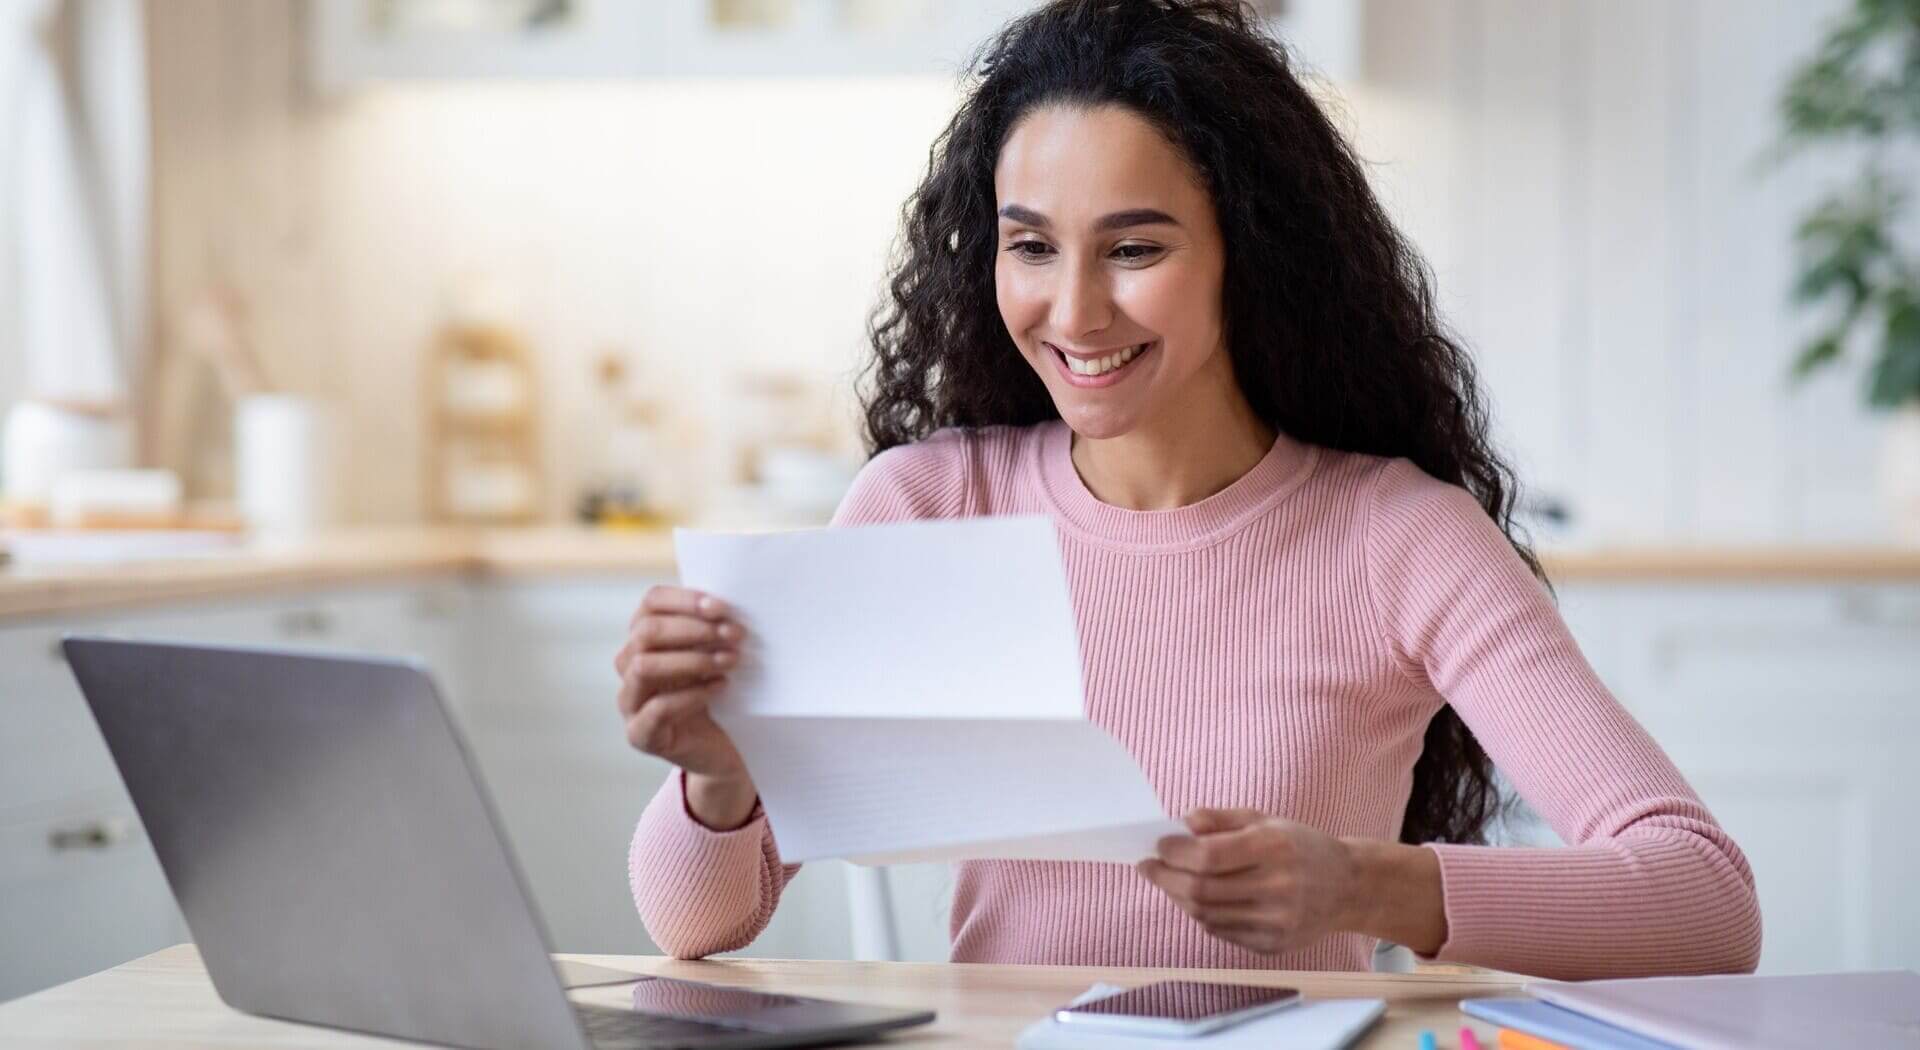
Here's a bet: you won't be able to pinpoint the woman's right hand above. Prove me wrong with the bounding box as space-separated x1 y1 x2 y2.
616 584 760 830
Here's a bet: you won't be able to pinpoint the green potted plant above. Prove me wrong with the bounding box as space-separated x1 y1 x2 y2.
1775 0 1920 539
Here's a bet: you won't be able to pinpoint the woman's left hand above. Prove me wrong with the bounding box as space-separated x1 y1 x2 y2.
1136 808 1360 955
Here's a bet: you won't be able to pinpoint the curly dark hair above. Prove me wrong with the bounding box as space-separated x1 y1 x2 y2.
860 0 1537 846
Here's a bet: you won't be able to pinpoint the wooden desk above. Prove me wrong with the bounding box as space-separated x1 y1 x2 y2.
0 944 1524 1048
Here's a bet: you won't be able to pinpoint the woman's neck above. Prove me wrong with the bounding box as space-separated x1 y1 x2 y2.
1069 369 1276 511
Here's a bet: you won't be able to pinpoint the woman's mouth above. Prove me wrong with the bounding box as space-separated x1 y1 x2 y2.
1047 341 1155 387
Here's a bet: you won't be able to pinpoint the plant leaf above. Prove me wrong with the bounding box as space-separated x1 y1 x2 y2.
1781 334 1843 380
1866 299 1920 409
1792 335 1846 381
1792 256 1861 305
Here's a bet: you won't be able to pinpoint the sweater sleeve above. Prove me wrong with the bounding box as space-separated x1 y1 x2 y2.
627 430 974 958
1363 458 1762 979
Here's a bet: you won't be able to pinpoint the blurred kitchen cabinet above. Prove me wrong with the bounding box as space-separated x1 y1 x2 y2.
459 575 855 960
468 574 1920 971
0 584 469 1002
633 1 1054 78
1549 581 1920 975
311 1 1361 87
310 0 1015 86
8 566 1909 993
0 793 186 1004
310 0 635 88
0 614 191 1003
0 623 123 814
0 570 847 1001
455 576 663 955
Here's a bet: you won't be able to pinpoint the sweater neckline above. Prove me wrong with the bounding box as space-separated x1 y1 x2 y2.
1034 420 1318 552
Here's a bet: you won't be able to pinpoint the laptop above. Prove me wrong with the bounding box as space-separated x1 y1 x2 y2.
1528 971 1920 1050
63 636 935 1050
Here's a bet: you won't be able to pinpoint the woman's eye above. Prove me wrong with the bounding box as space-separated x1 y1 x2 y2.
1005 241 1054 259
1112 244 1163 263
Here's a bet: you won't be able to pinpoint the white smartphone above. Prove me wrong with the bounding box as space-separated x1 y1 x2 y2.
1051 980 1301 1037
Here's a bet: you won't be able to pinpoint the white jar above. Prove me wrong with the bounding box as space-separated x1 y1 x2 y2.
1 400 133 510
235 395 336 540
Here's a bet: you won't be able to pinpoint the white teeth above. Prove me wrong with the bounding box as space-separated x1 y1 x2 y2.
1063 344 1145 377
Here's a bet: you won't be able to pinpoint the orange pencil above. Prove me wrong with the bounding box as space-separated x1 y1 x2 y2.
1497 1029 1573 1050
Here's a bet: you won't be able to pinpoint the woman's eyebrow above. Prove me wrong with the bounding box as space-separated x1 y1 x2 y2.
997 204 1051 227
1094 208 1180 231
995 205 1181 231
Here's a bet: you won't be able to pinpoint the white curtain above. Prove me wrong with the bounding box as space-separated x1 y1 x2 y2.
0 7 28 410
5 0 147 409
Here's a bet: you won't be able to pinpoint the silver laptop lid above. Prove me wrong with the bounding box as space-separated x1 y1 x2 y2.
63 636 589 1050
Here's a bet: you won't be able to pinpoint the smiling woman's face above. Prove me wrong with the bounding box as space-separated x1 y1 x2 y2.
994 103 1231 440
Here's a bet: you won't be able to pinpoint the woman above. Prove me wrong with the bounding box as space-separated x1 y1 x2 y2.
614 0 1761 980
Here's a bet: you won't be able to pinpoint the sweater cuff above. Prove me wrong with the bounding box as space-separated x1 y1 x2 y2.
1425 842 1623 975
641 767 771 848
1422 841 1696 979
627 769 778 957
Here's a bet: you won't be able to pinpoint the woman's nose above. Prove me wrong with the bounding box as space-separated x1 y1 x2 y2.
1049 256 1114 339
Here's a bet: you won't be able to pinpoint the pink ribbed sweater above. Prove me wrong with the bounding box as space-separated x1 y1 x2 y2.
628 422 1762 980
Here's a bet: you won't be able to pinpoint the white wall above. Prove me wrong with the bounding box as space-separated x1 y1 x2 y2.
1349 0 1896 544
145 0 1903 540
311 78 958 520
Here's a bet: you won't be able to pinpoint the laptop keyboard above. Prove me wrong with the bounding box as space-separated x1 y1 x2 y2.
575 1003 769 1050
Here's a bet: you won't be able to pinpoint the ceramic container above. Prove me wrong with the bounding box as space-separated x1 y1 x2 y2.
235 394 336 539
1 400 133 510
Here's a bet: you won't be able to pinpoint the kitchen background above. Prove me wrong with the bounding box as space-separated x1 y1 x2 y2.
3 0 1917 1005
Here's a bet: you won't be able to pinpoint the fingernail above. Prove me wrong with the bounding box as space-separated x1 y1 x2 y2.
713 650 737 667
699 596 725 617
716 622 741 641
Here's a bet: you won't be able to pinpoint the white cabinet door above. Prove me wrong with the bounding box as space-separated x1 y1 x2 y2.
462 576 860 959
1556 581 1920 974
0 792 186 1002
0 623 124 812
463 576 676 955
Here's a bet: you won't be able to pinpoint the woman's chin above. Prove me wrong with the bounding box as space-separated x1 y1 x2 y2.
1052 398 1148 441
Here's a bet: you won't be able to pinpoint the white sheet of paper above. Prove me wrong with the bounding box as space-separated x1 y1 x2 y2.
674 516 1184 865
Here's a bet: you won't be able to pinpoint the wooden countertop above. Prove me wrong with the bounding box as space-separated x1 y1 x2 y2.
1541 544 1920 581
0 944 1526 1048
2 525 1918 623
0 528 679 622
